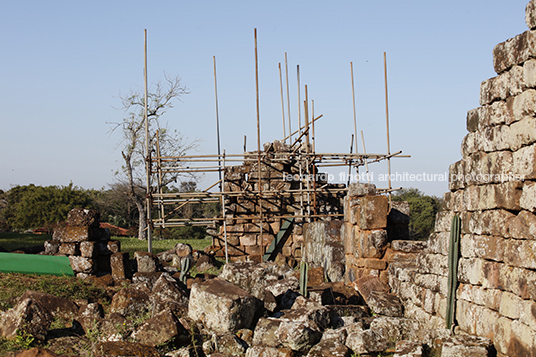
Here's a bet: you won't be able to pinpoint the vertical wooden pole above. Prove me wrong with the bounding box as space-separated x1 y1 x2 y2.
213 56 223 192
144 29 153 253
350 62 359 156
279 63 287 142
384 52 392 199
297 65 302 135
254 29 264 249
285 53 292 143
222 150 229 264
361 131 371 183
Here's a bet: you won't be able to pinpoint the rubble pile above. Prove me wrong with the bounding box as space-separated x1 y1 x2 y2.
0 260 492 357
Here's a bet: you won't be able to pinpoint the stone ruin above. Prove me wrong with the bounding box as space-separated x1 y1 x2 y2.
45 208 121 278
3 1 536 356
213 140 346 265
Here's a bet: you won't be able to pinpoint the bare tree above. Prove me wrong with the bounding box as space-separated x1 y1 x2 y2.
109 74 197 240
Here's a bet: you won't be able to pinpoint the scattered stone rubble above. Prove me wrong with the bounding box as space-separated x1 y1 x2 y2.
0 259 496 357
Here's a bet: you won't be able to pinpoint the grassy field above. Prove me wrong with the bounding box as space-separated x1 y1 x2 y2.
0 232 212 256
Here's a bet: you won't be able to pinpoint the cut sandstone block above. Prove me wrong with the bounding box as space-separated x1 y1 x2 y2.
526 0 536 30
53 226 93 242
493 30 536 74
188 278 262 333
357 195 388 230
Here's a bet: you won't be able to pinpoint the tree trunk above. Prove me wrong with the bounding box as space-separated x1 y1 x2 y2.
134 197 147 240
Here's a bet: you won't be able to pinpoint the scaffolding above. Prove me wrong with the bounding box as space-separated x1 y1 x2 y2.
141 29 409 258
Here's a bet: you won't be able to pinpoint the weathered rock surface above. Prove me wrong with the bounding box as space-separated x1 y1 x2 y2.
93 341 160 357
188 278 262 332
131 309 188 346
109 284 151 318
0 298 52 341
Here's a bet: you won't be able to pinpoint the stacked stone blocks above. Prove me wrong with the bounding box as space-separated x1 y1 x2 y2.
46 208 122 278
214 140 345 264
340 183 415 286
390 2 536 355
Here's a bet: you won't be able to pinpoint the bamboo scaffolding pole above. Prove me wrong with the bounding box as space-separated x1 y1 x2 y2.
361 130 371 183
254 28 264 249
279 63 286 143
347 134 354 186
156 130 165 226
384 52 392 200
222 150 229 263
297 65 301 135
213 56 223 192
285 52 292 143
350 62 359 159
143 29 153 253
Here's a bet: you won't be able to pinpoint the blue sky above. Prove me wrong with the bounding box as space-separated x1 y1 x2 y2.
0 0 530 196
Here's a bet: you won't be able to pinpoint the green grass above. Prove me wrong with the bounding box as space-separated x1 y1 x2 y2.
0 232 50 251
0 272 112 311
0 232 213 256
115 236 212 256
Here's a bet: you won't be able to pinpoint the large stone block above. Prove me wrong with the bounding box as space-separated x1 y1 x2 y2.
457 283 502 311
355 229 388 259
67 208 100 227
480 72 508 105
493 30 536 74
478 181 522 211
520 180 536 211
69 256 94 274
134 251 158 273
441 334 494 357
0 298 52 341
508 209 536 239
504 238 536 269
59 242 80 256
494 316 536 357
347 183 376 198
499 291 523 320
131 309 187 346
513 143 536 179
188 278 262 333
80 241 97 258
460 234 505 262
53 226 93 242
527 0 536 30
524 58 536 87
110 252 130 280
356 195 388 230
468 209 515 237
466 108 479 133
508 116 536 152
110 285 151 319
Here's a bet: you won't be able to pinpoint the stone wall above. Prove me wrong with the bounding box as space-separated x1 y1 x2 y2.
301 183 416 287
389 2 536 355
213 140 345 265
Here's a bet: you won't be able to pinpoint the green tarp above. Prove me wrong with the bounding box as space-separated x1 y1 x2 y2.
0 252 74 276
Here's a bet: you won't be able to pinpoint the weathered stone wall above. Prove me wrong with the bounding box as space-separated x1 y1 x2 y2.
340 183 416 286
301 183 414 286
213 140 345 265
390 2 536 355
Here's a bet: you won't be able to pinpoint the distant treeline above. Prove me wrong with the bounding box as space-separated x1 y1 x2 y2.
0 182 218 239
